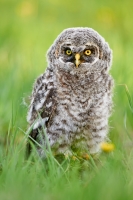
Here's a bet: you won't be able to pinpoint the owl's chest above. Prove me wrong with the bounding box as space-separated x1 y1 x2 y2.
55 81 92 126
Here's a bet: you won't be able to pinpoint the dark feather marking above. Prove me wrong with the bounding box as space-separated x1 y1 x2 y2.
27 78 57 156
41 87 57 127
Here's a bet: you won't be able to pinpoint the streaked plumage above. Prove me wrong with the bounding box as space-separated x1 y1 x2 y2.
27 27 114 158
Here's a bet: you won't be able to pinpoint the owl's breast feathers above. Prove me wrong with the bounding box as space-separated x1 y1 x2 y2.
27 68 112 129
27 67 113 155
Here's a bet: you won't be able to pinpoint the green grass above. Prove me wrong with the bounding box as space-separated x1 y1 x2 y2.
1 0 133 199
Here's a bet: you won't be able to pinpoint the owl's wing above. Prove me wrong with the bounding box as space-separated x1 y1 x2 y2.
26 70 57 153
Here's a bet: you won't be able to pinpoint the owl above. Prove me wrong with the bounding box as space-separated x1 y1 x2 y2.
27 27 113 158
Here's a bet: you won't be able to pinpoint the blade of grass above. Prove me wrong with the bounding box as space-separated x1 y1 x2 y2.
119 84 133 113
124 113 132 141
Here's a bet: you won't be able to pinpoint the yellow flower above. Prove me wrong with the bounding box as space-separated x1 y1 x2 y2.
101 142 115 152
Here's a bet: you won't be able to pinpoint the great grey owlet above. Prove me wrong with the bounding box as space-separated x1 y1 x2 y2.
27 27 113 158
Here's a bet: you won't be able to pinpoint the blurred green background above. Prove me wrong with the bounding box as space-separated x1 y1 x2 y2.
1 1 133 200
0 0 133 148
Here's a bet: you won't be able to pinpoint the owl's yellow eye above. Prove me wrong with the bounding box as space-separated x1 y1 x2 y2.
65 49 72 55
84 49 91 56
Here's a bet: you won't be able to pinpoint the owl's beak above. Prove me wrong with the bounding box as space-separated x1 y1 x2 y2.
75 53 81 67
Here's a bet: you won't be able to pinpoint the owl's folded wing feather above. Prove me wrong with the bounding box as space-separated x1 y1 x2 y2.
26 71 57 154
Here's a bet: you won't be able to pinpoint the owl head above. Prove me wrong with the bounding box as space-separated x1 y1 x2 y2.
47 28 112 74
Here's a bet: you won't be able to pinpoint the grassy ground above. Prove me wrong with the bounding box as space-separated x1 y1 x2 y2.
1 0 133 199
